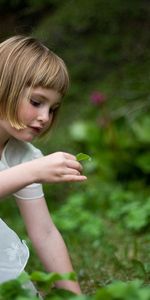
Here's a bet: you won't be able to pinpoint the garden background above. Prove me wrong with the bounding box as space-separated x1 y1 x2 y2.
0 1 150 299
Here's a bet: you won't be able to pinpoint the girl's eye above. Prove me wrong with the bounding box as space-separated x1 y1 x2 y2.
30 99 41 107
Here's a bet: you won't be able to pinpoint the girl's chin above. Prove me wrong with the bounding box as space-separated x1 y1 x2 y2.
14 133 36 142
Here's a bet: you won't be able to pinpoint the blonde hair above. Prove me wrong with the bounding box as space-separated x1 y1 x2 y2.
0 35 69 130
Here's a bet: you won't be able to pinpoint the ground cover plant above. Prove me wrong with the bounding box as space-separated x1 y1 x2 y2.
0 0 150 299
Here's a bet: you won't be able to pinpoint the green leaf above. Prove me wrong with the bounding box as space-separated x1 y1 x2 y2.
30 271 77 284
30 271 77 294
76 153 91 162
17 272 30 285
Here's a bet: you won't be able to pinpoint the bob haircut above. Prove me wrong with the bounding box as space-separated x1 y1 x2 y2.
0 35 69 132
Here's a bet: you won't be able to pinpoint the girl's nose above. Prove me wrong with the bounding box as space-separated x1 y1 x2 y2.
37 109 51 124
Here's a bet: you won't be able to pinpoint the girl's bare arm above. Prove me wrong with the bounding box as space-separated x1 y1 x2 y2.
0 152 86 198
0 162 37 198
16 196 82 294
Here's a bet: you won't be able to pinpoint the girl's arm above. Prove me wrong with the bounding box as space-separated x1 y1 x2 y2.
0 162 37 198
16 196 82 294
0 152 86 199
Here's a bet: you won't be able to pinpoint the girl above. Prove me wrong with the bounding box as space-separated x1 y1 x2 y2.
0 35 87 295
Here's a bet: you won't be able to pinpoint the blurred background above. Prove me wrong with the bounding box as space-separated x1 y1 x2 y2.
1 0 150 296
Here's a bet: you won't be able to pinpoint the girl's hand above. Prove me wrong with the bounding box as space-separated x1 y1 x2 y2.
32 152 87 183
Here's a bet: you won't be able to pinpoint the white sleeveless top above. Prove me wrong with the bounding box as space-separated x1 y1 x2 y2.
0 138 44 283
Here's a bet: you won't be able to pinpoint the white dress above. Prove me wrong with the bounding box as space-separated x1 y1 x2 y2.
0 138 44 284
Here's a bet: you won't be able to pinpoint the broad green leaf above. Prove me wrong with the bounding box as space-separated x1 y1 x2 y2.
76 153 91 162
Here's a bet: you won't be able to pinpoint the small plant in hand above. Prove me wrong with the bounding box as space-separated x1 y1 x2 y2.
76 153 92 162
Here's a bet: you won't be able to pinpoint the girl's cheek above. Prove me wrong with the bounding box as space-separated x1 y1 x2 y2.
25 107 37 121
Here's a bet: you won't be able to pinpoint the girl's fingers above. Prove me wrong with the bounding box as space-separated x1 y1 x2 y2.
66 160 83 172
62 175 87 182
63 168 81 176
63 152 77 160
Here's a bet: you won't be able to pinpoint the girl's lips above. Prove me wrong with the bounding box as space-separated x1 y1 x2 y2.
29 126 42 134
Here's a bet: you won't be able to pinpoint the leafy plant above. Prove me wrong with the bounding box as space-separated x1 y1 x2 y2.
76 153 91 162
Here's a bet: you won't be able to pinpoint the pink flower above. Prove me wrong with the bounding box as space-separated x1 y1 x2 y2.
90 91 107 105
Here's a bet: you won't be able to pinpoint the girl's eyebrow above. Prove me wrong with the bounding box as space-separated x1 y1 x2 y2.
31 92 48 100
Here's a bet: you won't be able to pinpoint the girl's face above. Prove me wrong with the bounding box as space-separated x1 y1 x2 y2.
0 87 61 142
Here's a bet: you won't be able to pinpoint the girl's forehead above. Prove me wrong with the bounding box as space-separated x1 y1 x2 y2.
24 86 61 103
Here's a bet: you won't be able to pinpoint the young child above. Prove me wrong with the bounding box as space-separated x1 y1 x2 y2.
0 35 87 295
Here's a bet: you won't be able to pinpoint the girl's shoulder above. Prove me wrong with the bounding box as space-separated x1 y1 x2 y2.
1 138 43 168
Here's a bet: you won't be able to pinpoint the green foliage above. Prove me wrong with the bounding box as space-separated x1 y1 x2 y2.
52 193 104 241
0 272 35 300
32 0 150 91
131 116 150 144
94 280 150 300
1 274 150 300
0 271 78 300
